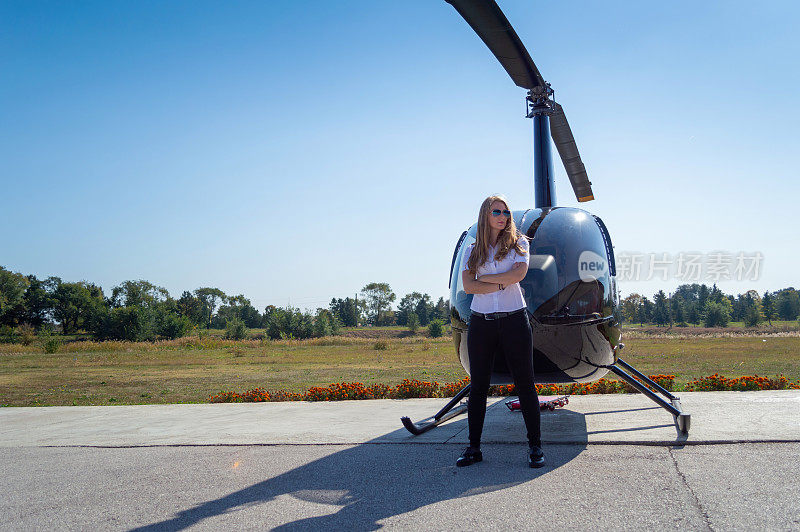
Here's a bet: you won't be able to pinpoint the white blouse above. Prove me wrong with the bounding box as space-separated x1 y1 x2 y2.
462 236 530 313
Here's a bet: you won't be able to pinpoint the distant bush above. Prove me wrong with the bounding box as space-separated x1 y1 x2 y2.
92 306 154 342
428 319 444 338
703 301 730 327
224 317 247 340
265 306 313 339
155 311 191 340
38 328 61 354
89 306 190 341
329 314 341 335
313 317 332 338
264 306 336 340
313 310 339 338
373 340 388 350
44 337 60 353
407 313 419 333
743 306 763 327
17 323 36 345
0 325 15 344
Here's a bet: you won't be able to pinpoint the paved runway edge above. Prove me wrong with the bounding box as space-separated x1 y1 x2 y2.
1 390 798 447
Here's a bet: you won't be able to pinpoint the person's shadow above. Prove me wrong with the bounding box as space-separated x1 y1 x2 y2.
131 406 588 531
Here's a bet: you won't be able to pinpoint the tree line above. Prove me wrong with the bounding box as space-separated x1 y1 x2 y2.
5 265 795 343
329 282 449 327
619 283 800 327
0 266 449 342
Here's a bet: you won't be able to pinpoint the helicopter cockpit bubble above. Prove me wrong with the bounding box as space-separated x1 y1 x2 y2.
449 206 620 385
521 207 616 324
450 207 616 327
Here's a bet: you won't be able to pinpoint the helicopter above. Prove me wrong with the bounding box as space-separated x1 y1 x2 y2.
401 0 690 436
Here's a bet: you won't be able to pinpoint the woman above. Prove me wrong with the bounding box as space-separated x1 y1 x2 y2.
458 195 544 468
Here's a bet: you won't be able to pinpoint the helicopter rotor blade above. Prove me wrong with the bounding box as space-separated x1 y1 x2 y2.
550 102 594 202
445 0 546 90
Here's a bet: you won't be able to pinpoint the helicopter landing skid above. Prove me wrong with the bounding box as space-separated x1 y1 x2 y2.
607 358 691 434
401 383 470 435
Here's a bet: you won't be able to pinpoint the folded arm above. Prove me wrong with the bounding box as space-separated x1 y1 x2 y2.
462 270 504 294
477 262 527 285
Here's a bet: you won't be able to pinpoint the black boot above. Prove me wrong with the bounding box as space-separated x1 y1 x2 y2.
456 446 483 467
528 445 545 468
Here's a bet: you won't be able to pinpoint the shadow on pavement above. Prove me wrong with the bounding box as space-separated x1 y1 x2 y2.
583 406 661 416
586 424 674 435
130 411 588 531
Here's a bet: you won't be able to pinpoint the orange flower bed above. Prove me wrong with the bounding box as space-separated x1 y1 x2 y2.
209 372 783 403
684 373 800 392
305 382 391 401
440 377 471 396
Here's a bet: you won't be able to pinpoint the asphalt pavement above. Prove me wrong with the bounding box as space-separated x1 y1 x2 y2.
1 390 799 530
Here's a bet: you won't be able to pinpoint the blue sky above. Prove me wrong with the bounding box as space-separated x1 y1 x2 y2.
1 0 798 311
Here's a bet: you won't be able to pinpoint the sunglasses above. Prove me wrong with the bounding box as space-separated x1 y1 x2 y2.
491 209 511 217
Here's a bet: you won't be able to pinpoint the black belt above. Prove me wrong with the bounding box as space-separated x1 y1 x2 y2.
471 308 526 321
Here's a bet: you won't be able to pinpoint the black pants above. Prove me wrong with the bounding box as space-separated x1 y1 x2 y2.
467 310 541 448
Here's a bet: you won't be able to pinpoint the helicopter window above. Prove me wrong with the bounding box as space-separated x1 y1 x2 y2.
520 254 557 315
449 231 468 289
454 235 475 293
535 279 605 319
524 208 614 319
450 230 477 324
592 215 615 277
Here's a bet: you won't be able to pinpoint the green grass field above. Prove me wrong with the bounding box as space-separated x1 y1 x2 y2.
625 320 798 329
1 327 799 407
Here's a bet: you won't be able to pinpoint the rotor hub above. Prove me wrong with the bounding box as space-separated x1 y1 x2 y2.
526 83 554 117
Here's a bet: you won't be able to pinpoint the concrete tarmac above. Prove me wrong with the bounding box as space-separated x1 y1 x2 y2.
1 390 799 530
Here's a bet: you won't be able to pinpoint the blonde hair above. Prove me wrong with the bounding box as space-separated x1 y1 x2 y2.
466 195 527 275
